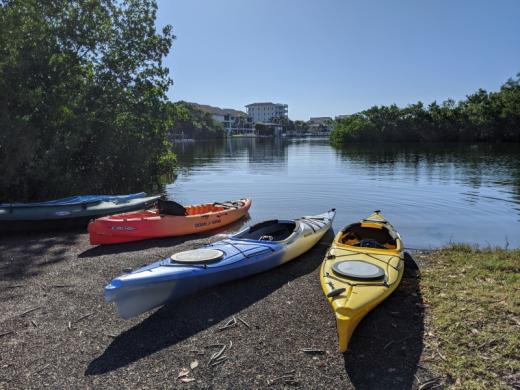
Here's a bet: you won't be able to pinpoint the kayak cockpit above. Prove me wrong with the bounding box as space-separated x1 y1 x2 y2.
235 220 297 242
157 198 247 216
339 222 398 250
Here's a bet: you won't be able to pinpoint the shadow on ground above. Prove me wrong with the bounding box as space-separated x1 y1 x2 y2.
78 235 206 258
0 231 81 281
343 252 424 390
78 215 251 258
85 230 334 375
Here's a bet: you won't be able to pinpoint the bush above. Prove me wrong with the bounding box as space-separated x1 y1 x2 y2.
0 0 176 201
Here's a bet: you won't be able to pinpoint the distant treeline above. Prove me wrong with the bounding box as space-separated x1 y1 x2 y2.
331 75 520 144
0 0 176 201
167 102 226 140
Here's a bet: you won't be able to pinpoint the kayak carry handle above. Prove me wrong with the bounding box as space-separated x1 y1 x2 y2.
327 288 346 298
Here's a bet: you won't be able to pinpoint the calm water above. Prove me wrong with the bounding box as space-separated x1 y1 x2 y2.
169 138 520 249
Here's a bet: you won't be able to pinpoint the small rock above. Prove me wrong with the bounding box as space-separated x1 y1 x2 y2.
177 368 189 379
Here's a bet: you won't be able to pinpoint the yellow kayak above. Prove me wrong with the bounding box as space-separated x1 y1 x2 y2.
320 211 404 352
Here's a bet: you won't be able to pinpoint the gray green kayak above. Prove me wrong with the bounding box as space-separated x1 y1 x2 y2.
0 192 160 232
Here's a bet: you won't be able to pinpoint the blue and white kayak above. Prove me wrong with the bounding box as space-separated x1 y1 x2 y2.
105 209 336 318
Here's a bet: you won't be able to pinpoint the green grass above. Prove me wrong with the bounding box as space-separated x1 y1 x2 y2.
421 245 520 389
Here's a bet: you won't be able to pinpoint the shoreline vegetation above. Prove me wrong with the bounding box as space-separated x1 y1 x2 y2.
167 101 226 141
0 1 176 202
331 75 520 145
420 244 520 389
1 230 518 388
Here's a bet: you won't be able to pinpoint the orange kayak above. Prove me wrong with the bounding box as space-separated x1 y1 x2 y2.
88 198 252 245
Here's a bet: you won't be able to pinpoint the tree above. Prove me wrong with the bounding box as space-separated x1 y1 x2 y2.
330 74 520 145
0 0 176 201
293 120 309 134
167 102 226 140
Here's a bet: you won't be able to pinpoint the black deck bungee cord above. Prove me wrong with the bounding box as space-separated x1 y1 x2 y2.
221 239 276 251
220 240 275 259
324 271 393 289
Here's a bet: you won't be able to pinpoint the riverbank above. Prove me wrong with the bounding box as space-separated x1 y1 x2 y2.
0 232 517 388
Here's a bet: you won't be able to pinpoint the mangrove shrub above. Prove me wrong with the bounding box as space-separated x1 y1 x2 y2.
331 75 520 144
167 102 226 140
0 0 176 201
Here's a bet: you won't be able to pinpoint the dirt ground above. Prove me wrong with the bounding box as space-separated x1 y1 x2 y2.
0 227 442 389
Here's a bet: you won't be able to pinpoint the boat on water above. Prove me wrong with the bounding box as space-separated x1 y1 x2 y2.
88 198 252 245
0 192 159 232
231 133 257 138
320 210 404 352
105 209 336 318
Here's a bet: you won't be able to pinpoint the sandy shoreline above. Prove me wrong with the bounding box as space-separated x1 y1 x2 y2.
0 229 440 389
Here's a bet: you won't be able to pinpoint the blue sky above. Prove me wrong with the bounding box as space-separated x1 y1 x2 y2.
156 0 520 120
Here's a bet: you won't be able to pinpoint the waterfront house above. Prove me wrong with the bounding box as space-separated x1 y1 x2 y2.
190 103 255 136
307 116 333 135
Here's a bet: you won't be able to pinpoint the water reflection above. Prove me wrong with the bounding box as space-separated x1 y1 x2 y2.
242 137 287 172
170 138 520 248
173 139 229 170
173 138 288 172
334 142 520 196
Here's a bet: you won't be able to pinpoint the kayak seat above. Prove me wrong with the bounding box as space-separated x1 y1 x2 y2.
236 221 296 242
157 199 187 216
248 220 279 232
269 228 295 241
341 223 396 248
358 238 386 249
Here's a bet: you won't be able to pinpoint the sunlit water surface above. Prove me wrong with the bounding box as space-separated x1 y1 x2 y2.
169 138 520 249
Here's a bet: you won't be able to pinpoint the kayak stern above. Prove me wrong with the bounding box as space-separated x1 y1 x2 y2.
104 277 177 319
